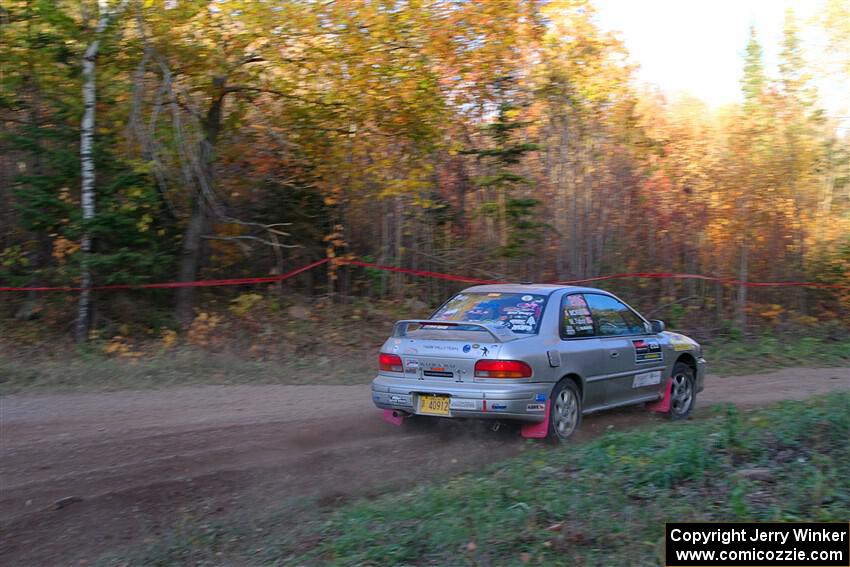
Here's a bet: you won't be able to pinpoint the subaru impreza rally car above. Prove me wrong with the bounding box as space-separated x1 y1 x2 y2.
372 284 706 440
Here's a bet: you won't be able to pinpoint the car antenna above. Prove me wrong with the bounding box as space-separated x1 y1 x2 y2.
519 281 533 285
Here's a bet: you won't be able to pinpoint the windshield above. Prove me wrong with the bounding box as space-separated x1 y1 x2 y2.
430 292 548 334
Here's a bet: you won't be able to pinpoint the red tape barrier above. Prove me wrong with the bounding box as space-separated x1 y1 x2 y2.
0 258 330 292
1 257 848 292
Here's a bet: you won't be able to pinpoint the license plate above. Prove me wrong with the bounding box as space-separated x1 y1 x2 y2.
419 395 450 416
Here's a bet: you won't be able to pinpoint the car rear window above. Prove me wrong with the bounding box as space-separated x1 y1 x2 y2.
431 292 548 334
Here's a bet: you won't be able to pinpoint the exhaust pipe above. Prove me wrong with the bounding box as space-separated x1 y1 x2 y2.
490 421 502 432
382 409 408 426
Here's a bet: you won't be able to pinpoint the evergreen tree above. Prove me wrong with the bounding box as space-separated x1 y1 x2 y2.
464 88 544 268
742 26 766 108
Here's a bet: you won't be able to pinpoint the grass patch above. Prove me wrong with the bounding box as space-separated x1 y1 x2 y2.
112 393 850 566
0 347 375 395
2 333 846 394
704 335 849 375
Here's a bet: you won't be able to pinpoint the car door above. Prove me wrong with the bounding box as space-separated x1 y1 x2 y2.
583 293 665 408
557 293 606 412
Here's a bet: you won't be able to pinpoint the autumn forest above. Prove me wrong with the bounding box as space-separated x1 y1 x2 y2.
1 0 848 341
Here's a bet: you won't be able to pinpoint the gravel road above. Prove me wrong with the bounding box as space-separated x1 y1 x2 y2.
1 367 846 566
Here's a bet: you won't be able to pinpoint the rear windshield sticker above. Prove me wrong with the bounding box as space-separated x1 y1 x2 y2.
632 338 663 364
431 292 547 334
632 370 662 388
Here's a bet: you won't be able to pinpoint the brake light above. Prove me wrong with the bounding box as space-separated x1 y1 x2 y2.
379 353 404 373
474 359 532 379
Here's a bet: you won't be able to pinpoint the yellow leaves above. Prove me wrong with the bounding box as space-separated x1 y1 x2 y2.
792 314 819 327
230 293 263 317
103 336 143 359
187 312 222 347
51 236 79 264
160 328 178 350
323 224 347 249
0 245 30 268
58 188 74 204
137 213 153 233
758 304 785 322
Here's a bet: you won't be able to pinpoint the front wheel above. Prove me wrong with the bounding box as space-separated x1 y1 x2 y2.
547 380 582 441
669 362 696 420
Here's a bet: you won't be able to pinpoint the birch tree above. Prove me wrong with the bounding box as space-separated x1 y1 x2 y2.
75 0 130 341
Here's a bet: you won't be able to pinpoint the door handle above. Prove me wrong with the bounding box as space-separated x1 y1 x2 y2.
609 350 620 358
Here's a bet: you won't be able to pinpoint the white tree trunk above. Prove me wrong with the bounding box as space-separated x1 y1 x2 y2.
75 0 129 341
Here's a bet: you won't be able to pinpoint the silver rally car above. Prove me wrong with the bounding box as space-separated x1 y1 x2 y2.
372 284 706 440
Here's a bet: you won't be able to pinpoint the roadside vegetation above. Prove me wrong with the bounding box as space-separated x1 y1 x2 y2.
1 292 847 394
108 393 850 566
702 334 850 375
2 315 847 395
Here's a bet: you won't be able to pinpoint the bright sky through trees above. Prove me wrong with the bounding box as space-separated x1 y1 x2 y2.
595 0 846 120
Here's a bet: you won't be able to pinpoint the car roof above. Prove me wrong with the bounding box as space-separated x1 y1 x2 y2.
461 283 608 296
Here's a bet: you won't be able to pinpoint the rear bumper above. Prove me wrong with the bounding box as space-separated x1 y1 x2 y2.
372 374 553 422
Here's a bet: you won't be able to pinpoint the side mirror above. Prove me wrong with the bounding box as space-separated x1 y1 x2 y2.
650 320 665 334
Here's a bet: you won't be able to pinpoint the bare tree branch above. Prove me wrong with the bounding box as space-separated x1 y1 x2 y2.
201 234 301 249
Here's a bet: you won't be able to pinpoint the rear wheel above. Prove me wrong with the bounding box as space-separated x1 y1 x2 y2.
669 362 696 420
547 379 582 441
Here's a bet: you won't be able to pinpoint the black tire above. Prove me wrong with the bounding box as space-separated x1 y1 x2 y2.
669 362 696 420
547 379 582 441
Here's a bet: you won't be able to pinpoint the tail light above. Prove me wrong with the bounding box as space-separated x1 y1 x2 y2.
474 359 532 379
379 353 404 373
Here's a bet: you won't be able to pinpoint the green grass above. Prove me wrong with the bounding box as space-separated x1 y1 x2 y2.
2 334 846 394
111 393 850 566
703 335 849 375
0 347 375 395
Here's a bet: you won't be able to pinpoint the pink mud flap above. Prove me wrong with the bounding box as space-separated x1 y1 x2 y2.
383 409 405 426
521 399 551 439
647 377 673 413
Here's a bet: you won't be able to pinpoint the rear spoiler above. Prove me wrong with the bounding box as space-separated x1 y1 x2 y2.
392 319 517 343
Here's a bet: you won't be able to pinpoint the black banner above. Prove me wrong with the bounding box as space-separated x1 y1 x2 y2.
666 522 849 566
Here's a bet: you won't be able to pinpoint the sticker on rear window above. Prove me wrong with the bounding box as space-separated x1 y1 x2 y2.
562 294 594 337
430 292 547 334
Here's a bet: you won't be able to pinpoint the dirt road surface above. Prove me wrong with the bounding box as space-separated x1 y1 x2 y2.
1 367 847 566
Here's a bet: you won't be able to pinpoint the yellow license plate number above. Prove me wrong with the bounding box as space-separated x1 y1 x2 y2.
419 395 450 416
